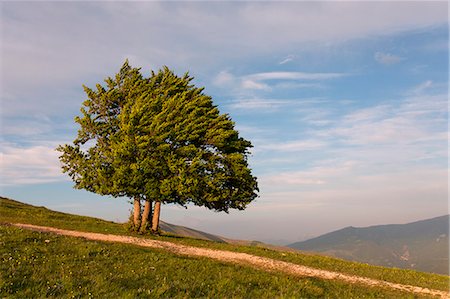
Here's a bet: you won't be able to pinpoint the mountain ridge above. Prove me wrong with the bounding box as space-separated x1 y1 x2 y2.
288 215 449 275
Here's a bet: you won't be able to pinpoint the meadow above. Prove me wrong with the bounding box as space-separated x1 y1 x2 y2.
1 197 448 298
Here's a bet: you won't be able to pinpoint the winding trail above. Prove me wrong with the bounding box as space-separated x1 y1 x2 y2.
11 223 449 298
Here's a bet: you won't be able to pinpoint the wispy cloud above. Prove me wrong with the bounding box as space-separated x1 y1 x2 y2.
212 70 235 87
259 140 327 152
228 98 290 110
249 82 447 227
240 71 345 91
0 143 65 186
421 39 449 52
245 71 345 81
408 80 433 95
213 70 345 92
1 1 447 243
279 54 295 65
266 175 325 186
273 82 323 90
227 97 327 111
342 105 391 123
2 2 446 103
261 160 356 186
296 106 333 127
327 92 447 146
374 52 405 65
240 79 271 91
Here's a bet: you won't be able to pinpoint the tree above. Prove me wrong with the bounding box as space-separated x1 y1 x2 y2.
57 61 258 233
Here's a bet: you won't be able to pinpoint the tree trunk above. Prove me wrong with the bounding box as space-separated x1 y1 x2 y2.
140 200 152 233
133 196 141 229
151 201 161 234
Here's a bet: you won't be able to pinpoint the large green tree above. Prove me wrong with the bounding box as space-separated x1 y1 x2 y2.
58 61 258 233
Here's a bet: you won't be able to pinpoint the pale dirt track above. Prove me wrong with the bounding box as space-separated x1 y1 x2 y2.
10 223 450 298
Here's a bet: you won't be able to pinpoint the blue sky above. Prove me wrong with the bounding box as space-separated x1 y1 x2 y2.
1 1 448 244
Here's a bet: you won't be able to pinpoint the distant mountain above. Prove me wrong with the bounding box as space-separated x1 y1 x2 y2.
160 221 273 248
288 215 449 275
159 220 228 243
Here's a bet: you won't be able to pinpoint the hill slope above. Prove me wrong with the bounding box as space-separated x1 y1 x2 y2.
9 222 450 298
0 195 230 242
288 216 449 275
160 220 227 242
1 196 449 298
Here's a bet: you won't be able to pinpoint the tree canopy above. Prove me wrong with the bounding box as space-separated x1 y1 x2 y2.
57 61 258 232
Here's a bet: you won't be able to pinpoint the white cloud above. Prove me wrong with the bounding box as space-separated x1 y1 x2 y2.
421 39 449 52
342 105 392 123
240 79 271 91
217 70 345 93
0 1 447 243
2 119 52 137
247 84 447 237
2 1 445 122
312 84 447 148
296 107 333 127
279 55 295 65
3 1 445 100
259 160 446 221
228 97 327 111
273 82 322 90
374 52 405 65
409 80 433 95
261 166 447 225
228 98 289 110
259 140 327 152
0 143 65 186
245 71 345 81
265 175 325 186
212 70 236 87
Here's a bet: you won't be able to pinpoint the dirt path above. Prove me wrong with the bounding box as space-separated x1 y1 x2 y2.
11 223 449 298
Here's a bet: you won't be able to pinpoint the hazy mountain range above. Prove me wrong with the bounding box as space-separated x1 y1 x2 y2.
160 221 228 243
163 214 449 275
287 215 449 275
160 220 269 248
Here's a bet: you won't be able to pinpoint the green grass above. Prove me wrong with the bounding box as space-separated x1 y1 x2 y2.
0 197 125 235
1 196 449 297
0 225 434 298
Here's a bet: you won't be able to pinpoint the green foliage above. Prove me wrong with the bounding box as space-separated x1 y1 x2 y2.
126 211 153 234
57 60 258 215
56 61 141 197
0 225 435 298
1 197 448 293
126 212 140 233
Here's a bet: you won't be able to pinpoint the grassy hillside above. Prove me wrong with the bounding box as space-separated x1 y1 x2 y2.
288 216 449 275
1 196 449 298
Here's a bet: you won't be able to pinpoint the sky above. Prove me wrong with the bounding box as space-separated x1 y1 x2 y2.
0 1 448 245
